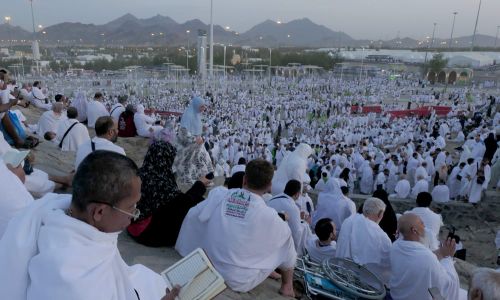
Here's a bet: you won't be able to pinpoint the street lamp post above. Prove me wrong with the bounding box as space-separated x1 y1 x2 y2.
359 47 365 82
471 0 482 51
268 48 272 86
424 23 437 65
495 25 500 49
449 12 458 49
209 0 214 77
186 30 190 72
29 0 40 75
4 16 11 47
223 44 226 79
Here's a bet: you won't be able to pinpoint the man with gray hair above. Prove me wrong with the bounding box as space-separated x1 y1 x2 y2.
335 197 392 285
389 213 459 300
468 268 500 300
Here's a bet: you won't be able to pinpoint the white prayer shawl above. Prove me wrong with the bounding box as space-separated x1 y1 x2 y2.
312 177 355 235
30 87 51 110
55 119 90 152
86 100 109 128
0 193 165 300
271 143 313 195
71 91 88 122
447 167 462 199
24 169 55 198
0 160 34 238
435 152 447 170
405 207 443 251
75 137 126 170
110 103 125 122
37 110 67 138
267 193 311 256
359 160 374 194
389 240 459 300
468 164 490 203
134 104 163 137
411 179 429 199
175 188 296 292
335 213 392 285
305 237 336 264
393 179 411 199
432 185 450 203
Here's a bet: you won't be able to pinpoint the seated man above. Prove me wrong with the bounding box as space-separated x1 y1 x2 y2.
468 268 500 300
176 159 296 296
305 218 337 263
86 92 109 128
411 174 429 199
75 116 125 169
55 107 90 151
431 179 450 203
230 157 246 176
335 197 392 285
0 151 178 300
312 177 355 235
390 213 459 300
0 131 72 198
392 173 411 199
37 102 67 139
30 80 51 110
0 159 34 238
1 79 33 148
268 179 311 256
405 192 444 251
110 95 128 122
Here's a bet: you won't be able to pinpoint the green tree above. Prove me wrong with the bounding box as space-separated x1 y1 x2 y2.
427 53 448 73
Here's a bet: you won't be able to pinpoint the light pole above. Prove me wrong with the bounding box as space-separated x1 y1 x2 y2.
268 48 272 86
29 0 40 75
359 47 365 82
495 25 500 48
223 44 226 78
449 12 458 49
471 0 482 51
186 30 190 72
4 16 11 47
424 23 437 65
209 0 214 77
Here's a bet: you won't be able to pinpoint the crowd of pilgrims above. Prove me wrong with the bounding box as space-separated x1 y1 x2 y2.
1 68 500 299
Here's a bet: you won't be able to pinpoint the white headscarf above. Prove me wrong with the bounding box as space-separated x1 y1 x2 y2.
180 97 205 136
136 104 145 115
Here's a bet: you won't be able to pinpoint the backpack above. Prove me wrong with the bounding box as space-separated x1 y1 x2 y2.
118 112 137 137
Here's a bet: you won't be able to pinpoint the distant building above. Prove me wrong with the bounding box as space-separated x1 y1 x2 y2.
365 54 397 63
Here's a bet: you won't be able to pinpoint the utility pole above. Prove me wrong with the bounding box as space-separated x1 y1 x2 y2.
471 0 482 51
449 12 458 49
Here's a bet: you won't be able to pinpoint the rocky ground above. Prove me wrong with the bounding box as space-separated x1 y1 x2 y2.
16 104 500 299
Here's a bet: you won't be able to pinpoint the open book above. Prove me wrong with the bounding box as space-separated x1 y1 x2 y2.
2 149 30 167
161 248 226 300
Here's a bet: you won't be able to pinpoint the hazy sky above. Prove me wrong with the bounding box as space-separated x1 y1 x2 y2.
4 0 500 40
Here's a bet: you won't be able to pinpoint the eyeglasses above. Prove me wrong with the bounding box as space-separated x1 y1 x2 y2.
92 201 141 221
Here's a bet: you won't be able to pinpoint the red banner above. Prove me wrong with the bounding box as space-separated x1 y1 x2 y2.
351 106 382 114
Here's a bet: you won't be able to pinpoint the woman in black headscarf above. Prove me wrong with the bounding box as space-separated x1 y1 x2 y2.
127 140 207 247
358 188 398 242
483 132 497 162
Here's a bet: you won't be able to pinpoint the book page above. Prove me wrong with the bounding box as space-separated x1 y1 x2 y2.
161 249 225 300
2 150 29 167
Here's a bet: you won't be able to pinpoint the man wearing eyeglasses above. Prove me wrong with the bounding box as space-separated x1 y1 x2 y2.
0 151 179 300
